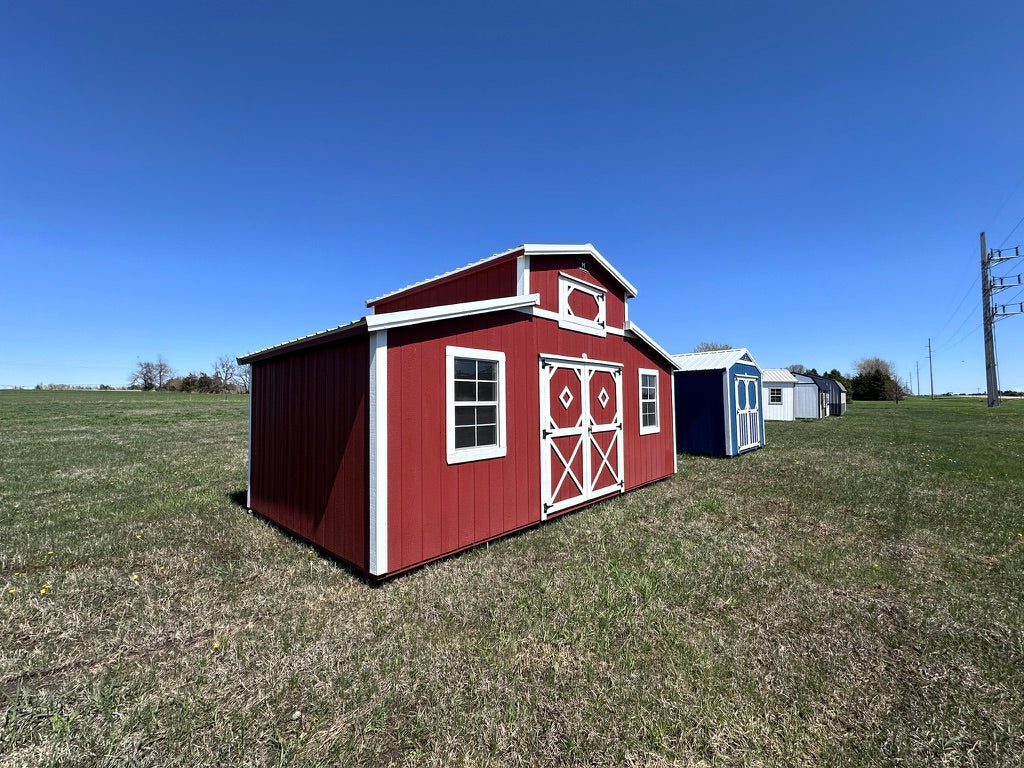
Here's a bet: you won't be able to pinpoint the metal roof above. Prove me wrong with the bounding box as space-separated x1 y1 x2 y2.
364 243 639 307
793 373 829 392
670 348 761 373
238 295 540 364
761 368 799 384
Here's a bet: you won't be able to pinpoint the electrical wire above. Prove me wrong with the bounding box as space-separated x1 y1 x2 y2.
931 273 979 344
997 212 1024 249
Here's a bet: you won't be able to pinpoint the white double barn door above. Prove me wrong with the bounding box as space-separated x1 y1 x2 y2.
539 355 624 518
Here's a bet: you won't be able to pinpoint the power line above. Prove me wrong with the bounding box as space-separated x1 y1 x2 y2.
931 273 980 345
997 212 1024 249
932 296 982 353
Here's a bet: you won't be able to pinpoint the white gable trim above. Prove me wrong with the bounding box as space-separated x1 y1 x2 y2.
625 322 681 370
365 243 638 307
521 244 638 298
365 294 540 332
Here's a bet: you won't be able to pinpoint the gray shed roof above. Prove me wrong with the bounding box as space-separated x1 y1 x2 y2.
670 348 761 373
761 368 799 384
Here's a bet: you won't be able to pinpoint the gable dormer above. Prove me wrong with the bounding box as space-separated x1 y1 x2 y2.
364 244 637 336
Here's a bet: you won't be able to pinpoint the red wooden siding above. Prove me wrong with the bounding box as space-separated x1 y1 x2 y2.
383 311 674 574
249 336 370 572
528 256 627 330
368 257 518 314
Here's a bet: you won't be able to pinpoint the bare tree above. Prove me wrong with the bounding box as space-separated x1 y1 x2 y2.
212 355 238 392
693 342 732 352
238 364 251 394
855 357 896 378
129 361 157 390
885 376 911 403
154 356 173 389
787 364 806 374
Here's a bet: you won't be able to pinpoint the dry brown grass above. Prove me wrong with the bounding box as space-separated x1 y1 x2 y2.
2 392 1023 766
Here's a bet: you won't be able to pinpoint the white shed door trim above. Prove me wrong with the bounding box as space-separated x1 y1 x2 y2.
539 354 624 519
735 374 761 452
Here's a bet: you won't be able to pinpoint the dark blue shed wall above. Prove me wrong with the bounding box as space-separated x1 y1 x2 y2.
673 370 726 456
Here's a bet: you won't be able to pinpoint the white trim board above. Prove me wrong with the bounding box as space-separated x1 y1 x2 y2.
368 330 389 577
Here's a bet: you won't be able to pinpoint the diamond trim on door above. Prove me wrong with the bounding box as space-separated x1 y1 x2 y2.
559 386 574 410
540 356 624 519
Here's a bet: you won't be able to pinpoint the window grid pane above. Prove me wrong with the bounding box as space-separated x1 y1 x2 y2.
453 358 500 450
640 372 658 431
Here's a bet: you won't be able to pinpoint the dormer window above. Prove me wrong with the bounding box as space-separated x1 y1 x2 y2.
558 272 606 337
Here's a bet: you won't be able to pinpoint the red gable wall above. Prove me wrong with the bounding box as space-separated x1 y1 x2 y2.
367 256 518 314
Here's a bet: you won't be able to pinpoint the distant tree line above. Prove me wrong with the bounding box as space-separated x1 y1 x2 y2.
129 355 250 393
787 358 911 402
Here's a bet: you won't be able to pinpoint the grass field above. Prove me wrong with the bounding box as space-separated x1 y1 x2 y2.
1 391 1022 767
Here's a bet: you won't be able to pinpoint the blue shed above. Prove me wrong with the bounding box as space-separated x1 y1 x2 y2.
671 348 765 457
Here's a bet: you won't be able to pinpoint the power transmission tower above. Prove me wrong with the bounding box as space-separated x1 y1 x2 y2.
981 232 1024 407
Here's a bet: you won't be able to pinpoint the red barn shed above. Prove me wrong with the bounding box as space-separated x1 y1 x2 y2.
239 244 679 579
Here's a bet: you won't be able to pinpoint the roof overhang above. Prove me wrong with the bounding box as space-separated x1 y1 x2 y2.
670 348 762 374
238 294 541 365
625 321 681 370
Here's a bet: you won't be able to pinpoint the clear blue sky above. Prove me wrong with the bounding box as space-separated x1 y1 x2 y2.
3 1 1023 394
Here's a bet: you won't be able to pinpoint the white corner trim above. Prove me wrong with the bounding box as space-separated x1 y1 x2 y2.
671 371 678 474
366 294 540 332
369 330 389 576
723 373 734 457
516 254 530 296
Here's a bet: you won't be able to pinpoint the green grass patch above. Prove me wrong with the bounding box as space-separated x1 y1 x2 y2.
1 392 1022 766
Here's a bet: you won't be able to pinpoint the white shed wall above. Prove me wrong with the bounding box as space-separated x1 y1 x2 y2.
762 382 795 421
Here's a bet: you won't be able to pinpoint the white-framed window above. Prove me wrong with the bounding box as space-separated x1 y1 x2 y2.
558 272 607 337
769 387 783 405
638 368 660 435
446 346 507 464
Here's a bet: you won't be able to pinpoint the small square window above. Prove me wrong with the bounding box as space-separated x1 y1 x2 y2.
446 347 507 464
769 387 782 405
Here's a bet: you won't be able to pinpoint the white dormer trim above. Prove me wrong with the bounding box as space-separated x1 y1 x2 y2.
558 272 607 338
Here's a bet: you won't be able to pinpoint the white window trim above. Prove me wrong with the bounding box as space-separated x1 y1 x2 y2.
769 387 783 405
558 272 607 337
638 368 660 435
446 345 507 464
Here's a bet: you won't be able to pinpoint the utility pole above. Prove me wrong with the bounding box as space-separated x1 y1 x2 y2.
981 232 1000 407
928 338 934 400
916 361 920 396
981 233 1024 408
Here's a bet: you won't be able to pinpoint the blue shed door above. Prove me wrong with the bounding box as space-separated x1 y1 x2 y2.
735 376 761 451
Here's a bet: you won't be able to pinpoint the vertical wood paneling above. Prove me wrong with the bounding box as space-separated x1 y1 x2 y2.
380 307 675 574
369 258 518 313
248 336 370 574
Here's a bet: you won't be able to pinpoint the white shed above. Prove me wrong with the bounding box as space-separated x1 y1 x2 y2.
761 369 797 421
